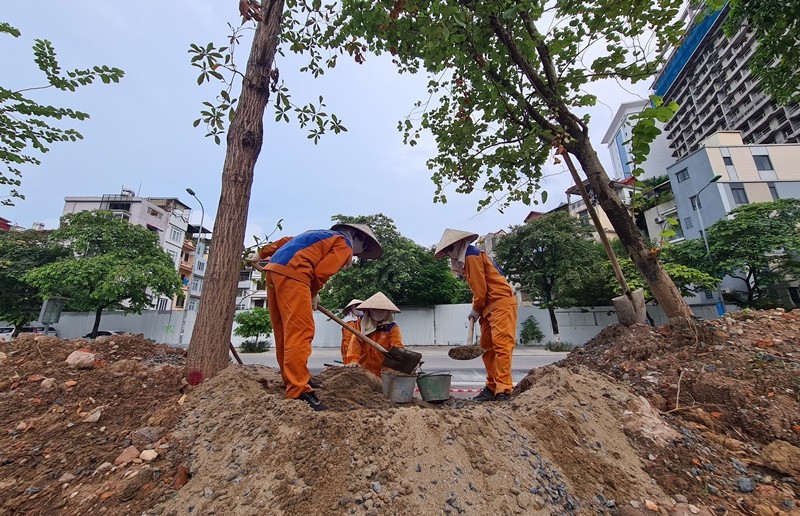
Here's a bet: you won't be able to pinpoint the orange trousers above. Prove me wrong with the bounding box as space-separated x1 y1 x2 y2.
266 271 314 399
478 302 517 395
341 322 359 363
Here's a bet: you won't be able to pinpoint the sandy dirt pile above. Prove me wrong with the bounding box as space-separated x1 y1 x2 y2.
1 310 798 515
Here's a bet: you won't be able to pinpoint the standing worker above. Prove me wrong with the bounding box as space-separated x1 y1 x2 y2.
434 229 517 402
261 224 382 411
344 292 405 378
340 299 363 364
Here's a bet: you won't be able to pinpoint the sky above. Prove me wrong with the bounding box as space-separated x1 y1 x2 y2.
1 1 650 248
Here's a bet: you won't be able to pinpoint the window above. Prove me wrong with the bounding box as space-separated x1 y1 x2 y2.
156 298 168 311
675 169 689 183
196 261 205 272
237 288 249 298
730 183 749 205
683 217 694 230
167 249 178 264
239 271 252 282
578 210 590 225
690 195 702 211
108 202 131 212
704 290 714 300
176 297 185 309
191 279 203 292
723 156 733 166
188 299 199 311
147 207 163 219
168 226 183 243
753 155 773 171
768 183 779 200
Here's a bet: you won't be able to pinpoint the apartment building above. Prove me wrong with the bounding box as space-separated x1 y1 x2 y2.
235 265 267 310
601 100 674 181
652 5 800 161
62 189 198 311
565 178 636 240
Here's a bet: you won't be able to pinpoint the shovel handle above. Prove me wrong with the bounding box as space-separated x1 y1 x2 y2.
317 305 390 355
467 319 475 346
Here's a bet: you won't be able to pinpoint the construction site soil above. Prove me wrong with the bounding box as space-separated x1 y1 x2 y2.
0 309 798 515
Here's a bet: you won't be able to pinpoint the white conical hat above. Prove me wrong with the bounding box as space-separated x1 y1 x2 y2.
330 223 383 259
358 292 400 313
433 229 479 258
343 298 364 311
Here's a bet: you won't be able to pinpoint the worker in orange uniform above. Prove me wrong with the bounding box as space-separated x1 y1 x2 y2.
261 224 382 411
434 229 517 402
344 292 405 378
340 298 363 364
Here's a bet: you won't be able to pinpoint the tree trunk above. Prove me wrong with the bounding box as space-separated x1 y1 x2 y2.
92 306 103 337
547 305 559 336
570 138 693 320
186 2 285 383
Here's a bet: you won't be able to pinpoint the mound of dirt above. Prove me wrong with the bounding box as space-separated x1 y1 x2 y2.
2 310 798 515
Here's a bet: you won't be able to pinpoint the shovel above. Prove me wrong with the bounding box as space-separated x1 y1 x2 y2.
448 319 485 360
317 305 423 374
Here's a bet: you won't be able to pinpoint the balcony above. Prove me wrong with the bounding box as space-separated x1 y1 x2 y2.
179 259 193 272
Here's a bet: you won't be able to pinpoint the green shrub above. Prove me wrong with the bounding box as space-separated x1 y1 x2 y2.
519 316 545 346
544 340 574 352
239 339 272 353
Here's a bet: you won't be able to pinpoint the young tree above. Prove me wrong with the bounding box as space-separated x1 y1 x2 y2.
321 213 471 308
663 199 800 307
233 307 273 346
24 211 182 337
0 229 69 336
319 0 694 320
493 212 596 335
0 21 123 205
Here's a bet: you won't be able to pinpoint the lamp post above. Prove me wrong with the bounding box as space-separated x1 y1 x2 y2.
185 188 205 251
181 188 205 345
695 175 724 314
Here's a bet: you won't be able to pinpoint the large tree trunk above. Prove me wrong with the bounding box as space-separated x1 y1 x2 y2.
570 138 693 320
186 2 285 383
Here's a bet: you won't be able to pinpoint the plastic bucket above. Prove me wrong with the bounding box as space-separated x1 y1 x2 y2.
382 371 416 404
416 371 452 402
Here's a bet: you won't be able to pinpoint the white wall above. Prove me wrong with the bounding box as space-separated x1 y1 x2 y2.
18 302 731 348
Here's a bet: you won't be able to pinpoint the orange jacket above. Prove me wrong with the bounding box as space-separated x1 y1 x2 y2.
346 323 404 377
464 244 515 314
264 230 353 295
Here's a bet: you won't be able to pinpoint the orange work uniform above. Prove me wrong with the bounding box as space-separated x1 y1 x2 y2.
341 318 361 364
345 323 404 377
463 244 518 395
264 230 353 399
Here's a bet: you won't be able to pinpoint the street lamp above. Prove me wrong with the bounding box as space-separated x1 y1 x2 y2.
694 174 724 314
185 188 205 251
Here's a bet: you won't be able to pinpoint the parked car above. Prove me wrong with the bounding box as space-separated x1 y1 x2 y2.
0 326 58 341
82 330 128 339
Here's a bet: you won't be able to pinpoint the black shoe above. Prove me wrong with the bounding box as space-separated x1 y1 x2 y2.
472 387 495 402
494 392 511 402
309 380 323 389
298 391 329 411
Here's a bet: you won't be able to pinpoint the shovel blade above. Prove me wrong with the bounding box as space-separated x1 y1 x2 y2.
382 347 423 374
448 345 485 361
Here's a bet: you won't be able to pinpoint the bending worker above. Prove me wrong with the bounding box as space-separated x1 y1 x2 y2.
261 223 382 411
434 229 517 402
340 298 363 364
344 292 405 378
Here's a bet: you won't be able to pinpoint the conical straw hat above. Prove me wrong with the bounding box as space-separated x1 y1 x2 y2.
433 229 479 258
330 223 383 259
358 292 400 313
343 299 364 311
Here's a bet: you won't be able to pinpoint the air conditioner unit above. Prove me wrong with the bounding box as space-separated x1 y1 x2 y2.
654 216 666 224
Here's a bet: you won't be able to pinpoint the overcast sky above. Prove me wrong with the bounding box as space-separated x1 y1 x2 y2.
2 1 649 248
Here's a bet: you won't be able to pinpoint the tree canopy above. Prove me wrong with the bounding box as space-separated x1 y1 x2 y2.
0 229 69 334
320 213 471 309
0 21 123 205
233 307 273 343
25 211 183 335
663 199 800 307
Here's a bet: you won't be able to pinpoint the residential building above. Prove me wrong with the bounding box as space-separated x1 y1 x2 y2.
0 216 10 231
601 100 674 181
184 224 211 312
667 131 800 306
476 229 507 260
235 265 266 310
652 5 800 161
62 189 196 311
565 178 636 241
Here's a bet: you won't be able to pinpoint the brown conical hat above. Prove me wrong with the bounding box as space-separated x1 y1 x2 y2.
330 223 383 259
343 299 364 311
433 229 479 258
358 292 400 313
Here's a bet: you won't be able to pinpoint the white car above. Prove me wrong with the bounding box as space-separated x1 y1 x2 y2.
82 330 128 339
0 326 58 341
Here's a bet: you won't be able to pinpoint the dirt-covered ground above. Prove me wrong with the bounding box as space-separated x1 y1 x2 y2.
0 309 798 515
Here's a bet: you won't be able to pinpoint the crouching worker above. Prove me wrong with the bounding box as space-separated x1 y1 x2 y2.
434 229 517 402
344 292 404 378
340 298 363 364
262 223 382 411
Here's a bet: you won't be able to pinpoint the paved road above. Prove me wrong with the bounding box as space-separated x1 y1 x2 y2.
238 346 569 389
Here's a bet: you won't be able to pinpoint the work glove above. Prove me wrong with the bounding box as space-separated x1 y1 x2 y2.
344 362 359 368
468 309 481 322
312 294 320 310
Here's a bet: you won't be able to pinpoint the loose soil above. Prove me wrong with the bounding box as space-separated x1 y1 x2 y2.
1 309 798 515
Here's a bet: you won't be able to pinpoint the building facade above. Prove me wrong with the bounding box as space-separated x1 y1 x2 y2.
652 5 800 161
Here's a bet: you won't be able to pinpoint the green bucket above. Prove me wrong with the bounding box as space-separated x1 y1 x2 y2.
416 371 452 402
